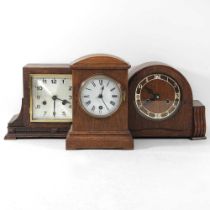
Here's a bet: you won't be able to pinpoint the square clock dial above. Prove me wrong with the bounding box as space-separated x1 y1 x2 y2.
30 74 72 122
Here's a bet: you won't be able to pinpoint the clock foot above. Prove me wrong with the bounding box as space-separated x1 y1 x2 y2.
191 136 207 140
66 129 134 150
5 114 71 140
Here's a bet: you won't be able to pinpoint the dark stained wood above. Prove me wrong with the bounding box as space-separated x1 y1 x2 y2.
4 64 72 140
66 54 133 149
192 100 206 139
129 65 199 138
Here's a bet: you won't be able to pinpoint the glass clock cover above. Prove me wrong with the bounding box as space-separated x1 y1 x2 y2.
79 75 122 118
30 74 72 122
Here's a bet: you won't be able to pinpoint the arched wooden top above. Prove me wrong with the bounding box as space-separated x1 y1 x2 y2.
70 54 130 70
129 64 193 101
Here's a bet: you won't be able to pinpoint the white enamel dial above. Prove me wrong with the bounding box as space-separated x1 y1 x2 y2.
31 74 72 122
80 75 122 118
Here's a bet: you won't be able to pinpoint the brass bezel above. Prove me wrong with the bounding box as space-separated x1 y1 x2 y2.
135 73 181 121
79 74 123 118
30 74 72 123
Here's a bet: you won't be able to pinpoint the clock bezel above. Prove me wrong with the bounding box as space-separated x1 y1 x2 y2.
30 74 72 123
134 73 181 121
79 74 123 118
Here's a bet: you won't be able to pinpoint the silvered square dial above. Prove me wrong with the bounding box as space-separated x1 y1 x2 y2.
135 74 181 120
30 74 72 122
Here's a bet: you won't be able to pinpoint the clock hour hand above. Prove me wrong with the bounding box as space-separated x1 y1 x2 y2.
144 86 154 95
52 95 70 105
144 86 160 100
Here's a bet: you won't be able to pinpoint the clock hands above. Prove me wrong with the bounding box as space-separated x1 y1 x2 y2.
52 95 70 117
98 86 109 110
52 95 70 105
144 86 155 95
52 96 56 117
144 86 160 103
56 97 70 105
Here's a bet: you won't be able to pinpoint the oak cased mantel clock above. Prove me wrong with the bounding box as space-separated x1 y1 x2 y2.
5 64 72 139
128 64 206 139
66 54 134 149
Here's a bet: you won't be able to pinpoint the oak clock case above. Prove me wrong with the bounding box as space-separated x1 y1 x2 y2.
5 64 72 139
128 65 206 139
66 54 133 150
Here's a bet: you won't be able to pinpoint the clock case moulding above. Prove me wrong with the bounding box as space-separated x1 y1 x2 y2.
128 63 206 140
66 54 134 149
4 64 72 140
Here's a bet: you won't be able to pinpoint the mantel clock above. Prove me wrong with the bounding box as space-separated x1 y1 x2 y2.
128 64 206 139
5 64 72 139
66 54 134 149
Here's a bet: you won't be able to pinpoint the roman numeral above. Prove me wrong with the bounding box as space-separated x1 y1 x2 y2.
91 105 95 112
99 80 103 85
85 100 91 106
91 81 96 87
112 95 118 98
83 95 90 98
110 101 115 106
110 87 115 92
85 88 92 91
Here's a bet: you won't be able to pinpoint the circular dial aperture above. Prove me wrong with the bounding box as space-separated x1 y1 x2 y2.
80 75 122 118
135 74 181 120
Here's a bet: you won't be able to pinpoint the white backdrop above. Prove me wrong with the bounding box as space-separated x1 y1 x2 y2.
0 0 210 210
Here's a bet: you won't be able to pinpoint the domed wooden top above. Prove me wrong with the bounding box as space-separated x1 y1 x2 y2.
70 54 130 70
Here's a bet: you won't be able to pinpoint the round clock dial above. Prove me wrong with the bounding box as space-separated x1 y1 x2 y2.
80 75 122 118
135 74 181 120
31 74 72 122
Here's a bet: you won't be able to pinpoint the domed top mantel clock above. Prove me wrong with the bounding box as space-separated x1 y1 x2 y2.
128 64 206 139
66 54 134 149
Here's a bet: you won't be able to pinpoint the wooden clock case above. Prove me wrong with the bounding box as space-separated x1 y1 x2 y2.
128 64 206 139
66 54 133 149
5 64 71 139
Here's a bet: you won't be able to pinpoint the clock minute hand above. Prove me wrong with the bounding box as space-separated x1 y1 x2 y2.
52 96 56 117
98 86 109 110
101 97 109 110
144 86 155 95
